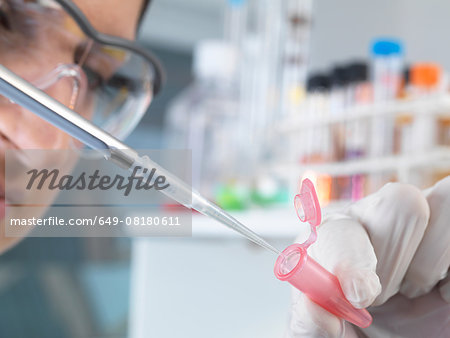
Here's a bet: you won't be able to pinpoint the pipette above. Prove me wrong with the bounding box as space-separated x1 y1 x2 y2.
0 65 281 255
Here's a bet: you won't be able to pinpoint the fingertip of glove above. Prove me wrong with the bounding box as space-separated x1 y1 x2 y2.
338 269 382 309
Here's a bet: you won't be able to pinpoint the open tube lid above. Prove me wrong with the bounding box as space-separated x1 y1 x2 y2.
294 178 322 249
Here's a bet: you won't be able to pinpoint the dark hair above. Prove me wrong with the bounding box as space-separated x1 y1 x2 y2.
56 0 165 94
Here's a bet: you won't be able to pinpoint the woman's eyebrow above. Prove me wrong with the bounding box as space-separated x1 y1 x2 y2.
0 13 10 30
0 0 11 30
0 0 37 38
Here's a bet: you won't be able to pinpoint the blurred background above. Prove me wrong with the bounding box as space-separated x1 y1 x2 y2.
2 0 450 337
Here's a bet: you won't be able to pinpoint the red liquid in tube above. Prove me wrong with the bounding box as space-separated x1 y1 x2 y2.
274 244 372 328
274 179 372 328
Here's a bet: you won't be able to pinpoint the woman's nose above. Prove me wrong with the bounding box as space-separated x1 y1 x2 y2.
0 101 23 143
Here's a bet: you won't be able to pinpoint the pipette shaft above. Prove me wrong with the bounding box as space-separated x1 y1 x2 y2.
0 65 280 255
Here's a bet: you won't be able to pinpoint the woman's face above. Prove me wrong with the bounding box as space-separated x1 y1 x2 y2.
0 0 145 251
0 0 144 149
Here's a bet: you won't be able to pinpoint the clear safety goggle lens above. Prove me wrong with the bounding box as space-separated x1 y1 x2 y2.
0 0 155 140
78 43 153 139
33 64 85 110
0 64 85 110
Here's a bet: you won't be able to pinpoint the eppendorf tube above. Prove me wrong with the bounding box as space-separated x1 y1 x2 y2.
274 244 373 328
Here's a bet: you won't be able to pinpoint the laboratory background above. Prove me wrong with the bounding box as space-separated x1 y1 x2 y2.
1 0 450 337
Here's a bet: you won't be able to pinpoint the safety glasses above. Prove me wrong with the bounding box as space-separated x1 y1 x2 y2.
0 0 165 140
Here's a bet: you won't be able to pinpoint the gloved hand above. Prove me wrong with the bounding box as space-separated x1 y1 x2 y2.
286 177 450 338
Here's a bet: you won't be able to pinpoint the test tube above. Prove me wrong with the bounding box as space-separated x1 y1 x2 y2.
329 66 350 161
409 63 442 152
346 62 372 200
304 73 332 162
329 66 350 200
345 62 371 158
303 73 332 204
410 63 442 188
279 0 313 116
393 67 414 155
371 38 403 103
369 38 403 193
224 0 247 48
370 39 404 158
435 67 450 149
274 243 373 328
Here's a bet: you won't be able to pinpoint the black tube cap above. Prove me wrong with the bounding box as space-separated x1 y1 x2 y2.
348 62 369 83
307 73 331 92
330 65 350 87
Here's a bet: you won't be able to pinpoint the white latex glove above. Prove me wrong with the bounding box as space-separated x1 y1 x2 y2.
286 177 450 338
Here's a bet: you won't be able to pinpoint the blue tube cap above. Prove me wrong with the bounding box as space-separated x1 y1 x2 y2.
229 0 245 6
371 38 403 56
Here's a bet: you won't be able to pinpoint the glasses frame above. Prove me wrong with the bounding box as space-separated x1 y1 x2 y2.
55 0 166 96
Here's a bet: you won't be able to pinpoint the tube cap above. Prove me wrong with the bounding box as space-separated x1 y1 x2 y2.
410 63 441 88
229 0 245 6
294 179 322 249
295 179 321 227
307 73 331 92
330 65 350 87
371 38 403 56
348 62 369 83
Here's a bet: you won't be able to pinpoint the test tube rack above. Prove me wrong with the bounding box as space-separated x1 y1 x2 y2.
268 94 450 196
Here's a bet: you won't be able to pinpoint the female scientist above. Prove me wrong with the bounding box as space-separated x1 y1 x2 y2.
0 1 448 337
0 0 163 250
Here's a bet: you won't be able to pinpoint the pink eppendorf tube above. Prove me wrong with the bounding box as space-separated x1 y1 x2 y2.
274 244 372 328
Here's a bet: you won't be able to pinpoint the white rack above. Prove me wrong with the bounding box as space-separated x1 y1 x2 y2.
270 95 450 182
270 147 450 182
276 94 450 133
